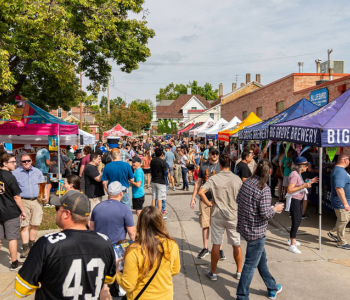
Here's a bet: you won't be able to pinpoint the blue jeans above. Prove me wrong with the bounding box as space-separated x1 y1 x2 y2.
181 167 189 189
121 192 131 209
236 237 277 300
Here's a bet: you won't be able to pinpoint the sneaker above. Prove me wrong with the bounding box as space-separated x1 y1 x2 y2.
197 248 209 259
287 239 301 246
268 284 282 299
163 216 167 220
328 232 338 242
205 271 217 281
20 244 29 259
302 214 309 219
219 250 226 260
236 272 241 280
172 187 176 191
10 261 23 271
288 245 301 254
162 210 168 214
337 244 350 250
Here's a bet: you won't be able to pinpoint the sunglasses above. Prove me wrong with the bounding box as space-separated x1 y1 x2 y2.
21 160 32 163
211 152 219 156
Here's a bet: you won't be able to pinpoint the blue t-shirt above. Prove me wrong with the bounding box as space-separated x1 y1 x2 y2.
101 161 134 188
330 166 350 209
91 200 134 244
164 151 175 167
35 148 50 173
132 168 145 198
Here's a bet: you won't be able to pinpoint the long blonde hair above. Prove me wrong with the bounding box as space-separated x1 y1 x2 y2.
125 206 175 279
145 150 151 161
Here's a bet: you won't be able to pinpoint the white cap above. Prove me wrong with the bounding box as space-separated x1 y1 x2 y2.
24 144 32 150
69 148 74 153
108 181 127 195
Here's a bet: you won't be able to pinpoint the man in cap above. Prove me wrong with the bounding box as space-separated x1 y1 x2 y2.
15 190 116 299
90 181 136 242
71 149 82 176
128 157 145 217
190 146 225 260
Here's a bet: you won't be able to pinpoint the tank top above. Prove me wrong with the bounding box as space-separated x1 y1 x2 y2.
142 157 151 169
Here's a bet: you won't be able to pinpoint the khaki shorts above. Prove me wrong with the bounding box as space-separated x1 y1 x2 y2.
22 199 43 227
199 200 211 228
89 197 103 213
211 216 240 246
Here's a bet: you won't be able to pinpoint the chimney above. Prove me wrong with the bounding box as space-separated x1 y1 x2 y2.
256 74 261 83
232 83 236 91
187 87 191 95
241 82 245 87
298 62 304 73
315 59 321 73
219 83 223 97
246 73 251 84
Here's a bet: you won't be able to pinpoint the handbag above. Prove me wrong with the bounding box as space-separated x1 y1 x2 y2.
121 254 163 300
274 166 283 179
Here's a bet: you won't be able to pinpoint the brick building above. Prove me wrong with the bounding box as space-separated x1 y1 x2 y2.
49 106 99 141
221 73 350 122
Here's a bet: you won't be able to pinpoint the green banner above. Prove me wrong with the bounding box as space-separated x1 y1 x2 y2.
326 147 337 162
285 142 291 155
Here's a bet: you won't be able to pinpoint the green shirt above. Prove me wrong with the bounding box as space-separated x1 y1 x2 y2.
281 156 292 177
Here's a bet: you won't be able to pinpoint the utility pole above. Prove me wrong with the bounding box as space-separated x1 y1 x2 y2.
328 49 333 80
107 63 110 115
80 72 83 129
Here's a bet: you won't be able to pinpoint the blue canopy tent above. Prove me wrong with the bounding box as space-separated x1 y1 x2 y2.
269 88 350 250
238 98 319 141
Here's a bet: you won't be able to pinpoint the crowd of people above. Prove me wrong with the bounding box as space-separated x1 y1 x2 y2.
0 134 349 299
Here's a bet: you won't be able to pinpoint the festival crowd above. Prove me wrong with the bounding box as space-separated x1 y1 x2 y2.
0 134 349 300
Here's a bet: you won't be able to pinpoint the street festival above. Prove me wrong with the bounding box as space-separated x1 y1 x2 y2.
1 1 350 300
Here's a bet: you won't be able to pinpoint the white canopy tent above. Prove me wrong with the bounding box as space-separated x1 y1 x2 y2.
219 116 241 132
190 117 215 137
203 118 228 139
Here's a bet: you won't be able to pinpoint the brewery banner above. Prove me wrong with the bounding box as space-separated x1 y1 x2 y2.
48 135 59 151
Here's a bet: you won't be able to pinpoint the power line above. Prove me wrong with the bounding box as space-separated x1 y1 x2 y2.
109 85 139 100
142 51 323 66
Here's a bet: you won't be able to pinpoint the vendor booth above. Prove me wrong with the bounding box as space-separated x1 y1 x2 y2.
269 88 350 250
189 117 215 137
204 118 228 140
177 123 194 136
103 124 133 137
218 112 261 142
182 122 203 137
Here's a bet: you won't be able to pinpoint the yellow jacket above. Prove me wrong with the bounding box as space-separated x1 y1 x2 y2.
116 238 181 300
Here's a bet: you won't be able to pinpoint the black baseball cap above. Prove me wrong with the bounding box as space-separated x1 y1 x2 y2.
74 149 82 154
51 190 91 217
132 156 142 163
209 146 219 153
155 142 161 147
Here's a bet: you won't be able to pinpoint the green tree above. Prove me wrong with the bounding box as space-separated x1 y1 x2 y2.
157 119 178 134
129 99 153 127
99 96 126 111
0 0 155 111
156 81 218 102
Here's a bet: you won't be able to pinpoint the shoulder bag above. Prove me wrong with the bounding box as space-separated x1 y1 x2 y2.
121 254 163 300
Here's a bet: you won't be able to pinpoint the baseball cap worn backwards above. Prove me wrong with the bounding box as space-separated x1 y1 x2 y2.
51 190 91 217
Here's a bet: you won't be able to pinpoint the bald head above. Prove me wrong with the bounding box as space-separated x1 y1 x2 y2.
337 153 350 168
337 153 349 163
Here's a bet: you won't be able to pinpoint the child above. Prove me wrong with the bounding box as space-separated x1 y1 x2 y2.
193 165 199 181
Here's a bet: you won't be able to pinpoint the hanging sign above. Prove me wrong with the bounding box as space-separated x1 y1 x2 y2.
326 147 337 162
310 87 329 107
48 135 59 151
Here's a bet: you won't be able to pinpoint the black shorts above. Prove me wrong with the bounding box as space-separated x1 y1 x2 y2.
143 168 151 174
0 216 20 240
133 196 145 210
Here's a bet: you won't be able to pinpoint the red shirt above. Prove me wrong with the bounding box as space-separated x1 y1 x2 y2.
80 154 90 175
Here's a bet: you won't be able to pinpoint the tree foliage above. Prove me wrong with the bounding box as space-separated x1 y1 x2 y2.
99 96 126 111
0 0 155 111
157 119 178 134
129 99 153 127
156 81 219 102
95 103 150 135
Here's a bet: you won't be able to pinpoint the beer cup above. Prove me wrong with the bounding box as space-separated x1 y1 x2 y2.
38 176 47 201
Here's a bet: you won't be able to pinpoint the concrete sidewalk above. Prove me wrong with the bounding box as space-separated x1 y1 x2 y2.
2 184 350 299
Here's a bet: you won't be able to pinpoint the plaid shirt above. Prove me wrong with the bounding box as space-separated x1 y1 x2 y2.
120 149 132 162
237 176 275 241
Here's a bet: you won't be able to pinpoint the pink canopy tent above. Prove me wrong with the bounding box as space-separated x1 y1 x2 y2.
103 124 132 137
0 95 78 135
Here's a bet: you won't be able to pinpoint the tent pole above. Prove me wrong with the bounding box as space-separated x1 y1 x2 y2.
237 139 240 158
58 124 61 198
319 147 323 250
269 145 272 187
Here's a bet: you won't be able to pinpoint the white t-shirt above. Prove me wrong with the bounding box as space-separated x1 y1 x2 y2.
181 155 188 168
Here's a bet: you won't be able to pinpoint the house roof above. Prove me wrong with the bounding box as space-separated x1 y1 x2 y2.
157 100 176 106
156 94 211 119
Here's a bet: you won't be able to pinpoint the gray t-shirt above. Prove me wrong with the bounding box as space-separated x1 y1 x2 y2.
198 160 221 201
164 151 175 168
202 171 242 220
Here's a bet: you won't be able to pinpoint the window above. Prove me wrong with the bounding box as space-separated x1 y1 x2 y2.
276 101 284 112
243 111 247 119
57 108 62 118
256 107 262 116
210 113 214 119
191 107 197 110
67 108 72 117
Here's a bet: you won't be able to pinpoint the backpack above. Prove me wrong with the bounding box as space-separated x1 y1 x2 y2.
102 151 112 165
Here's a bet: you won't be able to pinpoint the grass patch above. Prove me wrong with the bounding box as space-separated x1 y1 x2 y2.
39 207 59 231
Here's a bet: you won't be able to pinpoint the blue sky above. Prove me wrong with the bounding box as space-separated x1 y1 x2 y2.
85 0 350 105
